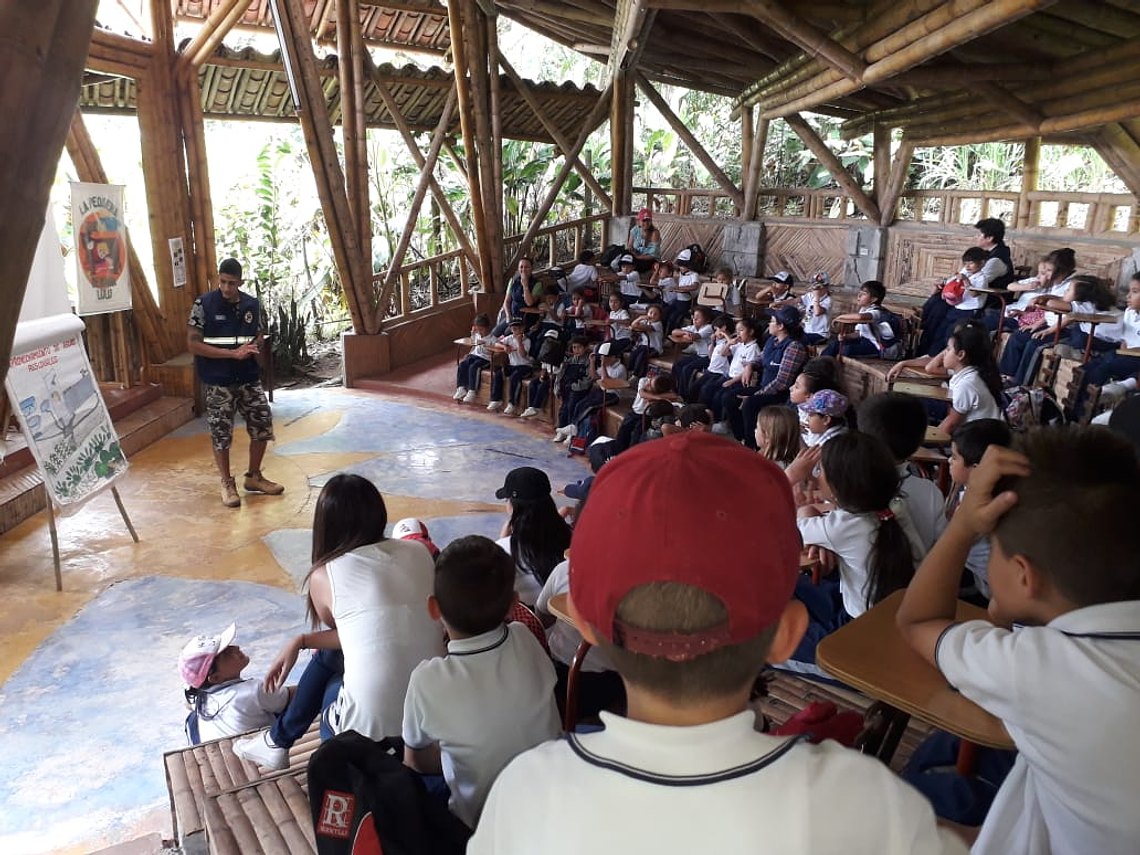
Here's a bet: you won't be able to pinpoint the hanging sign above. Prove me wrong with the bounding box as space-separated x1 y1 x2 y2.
71 182 133 315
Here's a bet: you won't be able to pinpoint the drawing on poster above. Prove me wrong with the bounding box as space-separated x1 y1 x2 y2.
7 335 128 505
71 182 133 315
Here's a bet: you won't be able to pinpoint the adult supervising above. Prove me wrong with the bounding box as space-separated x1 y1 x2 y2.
187 257 284 508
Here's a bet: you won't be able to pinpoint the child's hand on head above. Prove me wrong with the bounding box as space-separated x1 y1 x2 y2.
953 446 1029 537
785 445 821 486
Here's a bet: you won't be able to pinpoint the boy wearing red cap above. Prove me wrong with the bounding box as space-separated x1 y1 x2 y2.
469 432 965 854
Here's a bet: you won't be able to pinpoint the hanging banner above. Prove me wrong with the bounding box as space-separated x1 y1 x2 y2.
6 314 128 507
71 182 133 315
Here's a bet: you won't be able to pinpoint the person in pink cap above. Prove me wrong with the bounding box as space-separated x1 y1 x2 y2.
623 207 660 273
469 432 966 855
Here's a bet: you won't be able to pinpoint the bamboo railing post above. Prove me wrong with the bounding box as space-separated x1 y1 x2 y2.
635 73 744 208
879 138 915 227
272 0 372 333
785 113 880 222
743 116 769 220
1017 137 1040 230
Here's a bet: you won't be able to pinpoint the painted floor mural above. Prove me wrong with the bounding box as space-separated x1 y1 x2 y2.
0 387 587 854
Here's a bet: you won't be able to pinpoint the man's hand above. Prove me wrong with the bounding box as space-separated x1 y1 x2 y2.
952 446 1029 537
236 341 260 360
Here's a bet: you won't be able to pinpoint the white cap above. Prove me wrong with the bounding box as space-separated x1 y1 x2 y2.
597 342 612 356
392 517 428 539
179 622 237 688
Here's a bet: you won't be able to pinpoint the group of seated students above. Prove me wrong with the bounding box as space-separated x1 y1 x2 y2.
182 404 1140 853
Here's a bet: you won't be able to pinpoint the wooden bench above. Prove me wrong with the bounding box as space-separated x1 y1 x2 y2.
164 723 322 855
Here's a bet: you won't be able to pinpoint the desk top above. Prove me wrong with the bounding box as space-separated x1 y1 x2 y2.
893 381 950 402
547 593 573 626
454 336 476 347
967 286 1011 295
925 426 952 445
817 591 1014 750
598 377 631 391
518 306 547 314
1067 312 1118 325
1116 347 1140 358
909 445 948 466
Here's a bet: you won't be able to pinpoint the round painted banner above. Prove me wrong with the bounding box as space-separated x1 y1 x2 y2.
77 209 126 291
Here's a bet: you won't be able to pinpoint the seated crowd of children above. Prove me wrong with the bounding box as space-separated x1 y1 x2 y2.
179 234 1140 854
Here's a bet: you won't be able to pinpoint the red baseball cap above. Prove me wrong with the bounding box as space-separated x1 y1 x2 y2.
569 432 801 660
637 207 652 222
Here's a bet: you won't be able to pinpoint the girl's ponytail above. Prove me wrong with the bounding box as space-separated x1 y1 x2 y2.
865 509 917 608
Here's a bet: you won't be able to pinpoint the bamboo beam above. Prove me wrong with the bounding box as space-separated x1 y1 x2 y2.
446 0 492 290
878 138 914 227
1091 123 1140 200
909 96 1140 147
635 73 744 209
371 76 479 270
890 62 1053 89
976 81 1044 133
0 1 99 392
785 113 880 222
742 115 768 220
1017 137 1040 229
374 86 458 328
487 13 505 270
272 0 373 333
611 70 630 216
742 0 865 83
741 105 753 186
510 81 613 268
499 55 611 209
442 138 470 184
176 0 254 72
178 68 219 296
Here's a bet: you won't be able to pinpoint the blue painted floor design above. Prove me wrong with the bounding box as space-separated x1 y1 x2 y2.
0 576 307 854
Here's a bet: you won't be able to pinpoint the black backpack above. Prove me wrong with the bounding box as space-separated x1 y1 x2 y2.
536 335 565 367
308 731 469 855
686 243 708 274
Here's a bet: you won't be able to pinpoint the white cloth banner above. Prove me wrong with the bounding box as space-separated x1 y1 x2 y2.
71 182 133 315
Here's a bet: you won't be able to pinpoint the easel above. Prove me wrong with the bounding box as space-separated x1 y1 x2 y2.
43 483 139 592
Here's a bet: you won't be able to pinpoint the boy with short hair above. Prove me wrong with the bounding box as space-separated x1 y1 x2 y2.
922 247 990 355
898 426 1140 854
802 273 832 345
823 280 901 360
455 313 495 403
565 249 598 291
857 392 947 553
403 535 561 831
470 432 965 854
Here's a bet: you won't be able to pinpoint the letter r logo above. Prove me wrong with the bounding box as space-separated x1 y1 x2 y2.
317 790 354 838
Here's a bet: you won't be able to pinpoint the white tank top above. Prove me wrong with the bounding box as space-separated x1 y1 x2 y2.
325 540 444 740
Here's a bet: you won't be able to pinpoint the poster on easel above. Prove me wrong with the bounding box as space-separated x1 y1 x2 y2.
6 316 129 508
71 181 133 315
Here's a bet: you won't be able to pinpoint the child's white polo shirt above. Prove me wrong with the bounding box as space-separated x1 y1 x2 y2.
898 466 947 554
935 601 1140 855
402 622 561 829
469 710 965 854
195 678 289 743
800 292 831 337
536 559 613 673
948 366 1002 422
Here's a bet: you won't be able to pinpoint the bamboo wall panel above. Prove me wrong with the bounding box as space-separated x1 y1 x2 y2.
652 217 728 269
762 223 847 286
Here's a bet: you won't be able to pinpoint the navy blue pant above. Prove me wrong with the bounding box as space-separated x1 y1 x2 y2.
999 329 1050 385
270 648 344 747
627 345 658 379
822 337 881 358
665 300 691 334
490 364 533 406
1075 352 1139 412
694 371 727 409
789 575 851 666
528 375 551 410
456 355 489 391
917 293 951 357
672 354 708 399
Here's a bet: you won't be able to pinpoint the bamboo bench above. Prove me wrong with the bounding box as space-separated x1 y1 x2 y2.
164 722 322 855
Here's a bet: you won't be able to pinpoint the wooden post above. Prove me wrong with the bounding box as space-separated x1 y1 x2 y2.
879 138 915 227
873 123 891 205
176 63 219 302
741 105 754 187
742 115 768 220
176 0 254 72
635 73 744 209
1091 123 1140 200
1017 137 1040 229
337 0 371 277
785 113 880 221
610 70 630 216
374 86 458 328
272 0 373 333
487 12 505 272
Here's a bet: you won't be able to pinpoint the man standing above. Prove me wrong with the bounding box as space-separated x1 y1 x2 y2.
187 258 284 508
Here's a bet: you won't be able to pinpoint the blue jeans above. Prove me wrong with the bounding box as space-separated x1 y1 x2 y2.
270 648 344 747
999 329 1049 385
672 354 708 399
739 391 791 447
1076 352 1140 412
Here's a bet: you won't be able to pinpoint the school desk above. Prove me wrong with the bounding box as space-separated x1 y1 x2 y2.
1066 312 1120 363
924 425 952 445
1117 347 1140 358
967 286 1011 355
453 337 476 364
816 590 1014 773
891 380 951 403
909 445 951 495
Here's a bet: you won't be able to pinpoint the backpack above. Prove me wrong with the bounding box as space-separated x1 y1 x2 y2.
869 306 906 360
1003 385 1065 430
686 243 708 274
308 731 470 855
599 244 625 267
536 335 565 368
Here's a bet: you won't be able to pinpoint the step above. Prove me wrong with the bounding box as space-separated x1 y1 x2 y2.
0 395 193 535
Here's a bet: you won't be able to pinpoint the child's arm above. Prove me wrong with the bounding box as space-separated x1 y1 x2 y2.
897 447 1029 666
833 311 873 324
264 627 341 692
404 743 443 775
936 406 964 436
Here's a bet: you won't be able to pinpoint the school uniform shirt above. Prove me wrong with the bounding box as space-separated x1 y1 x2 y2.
857 305 896 347
935 601 1140 855
631 377 655 415
469 710 967 855
797 507 924 619
1005 276 1045 316
1119 306 1140 348
194 678 289 743
1078 307 1124 343
495 535 544 606
898 465 947 554
727 340 760 379
800 292 832 337
1043 279 1073 329
608 308 633 341
657 276 678 304
402 623 561 829
567 303 594 332
802 424 846 449
535 560 613 673
676 270 700 302
679 323 714 357
599 361 629 384
499 335 532 367
470 332 496 360
707 339 732 374
948 366 1002 422
619 270 641 298
565 262 598 291
637 320 664 352
952 268 988 312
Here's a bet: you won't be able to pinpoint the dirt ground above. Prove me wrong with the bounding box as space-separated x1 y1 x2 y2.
276 338 343 390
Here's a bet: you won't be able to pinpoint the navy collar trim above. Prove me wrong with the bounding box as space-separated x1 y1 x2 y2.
564 731 804 786
449 625 510 657
1058 630 1140 640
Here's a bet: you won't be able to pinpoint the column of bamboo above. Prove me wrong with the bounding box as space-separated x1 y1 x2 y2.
487 13 505 267
742 115 768 221
176 66 219 298
741 105 754 189
1016 138 1040 229
873 123 891 206
610 71 630 216
0 1 99 393
878 139 915 227
785 113 879 221
337 0 371 277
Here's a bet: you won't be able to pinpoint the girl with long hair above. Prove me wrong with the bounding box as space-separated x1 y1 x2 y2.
494 467 572 606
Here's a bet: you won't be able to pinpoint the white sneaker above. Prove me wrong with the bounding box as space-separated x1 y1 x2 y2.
487 400 503 412
552 427 570 442
519 407 539 419
503 404 517 416
453 386 467 400
232 729 288 772
462 390 477 404
711 421 731 435
1101 381 1130 402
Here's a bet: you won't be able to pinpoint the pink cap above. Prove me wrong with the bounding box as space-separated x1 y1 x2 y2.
179 622 236 688
569 432 800 660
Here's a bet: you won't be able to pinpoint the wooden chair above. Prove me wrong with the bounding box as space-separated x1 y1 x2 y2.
696 281 729 315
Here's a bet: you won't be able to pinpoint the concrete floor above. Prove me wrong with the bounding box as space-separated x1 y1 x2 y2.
0 385 586 854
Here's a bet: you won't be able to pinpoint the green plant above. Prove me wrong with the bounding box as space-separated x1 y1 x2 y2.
271 296 311 375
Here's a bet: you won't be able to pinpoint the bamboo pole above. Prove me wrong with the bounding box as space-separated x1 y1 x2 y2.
183 68 219 291
873 123 890 206
741 104 754 186
742 115 768 220
337 0 369 269
610 71 628 216
487 13 505 271
878 138 914 227
498 56 612 209
910 95 1140 147
1091 124 1140 200
509 81 614 269
743 0 866 82
785 113 879 222
374 86 458 329
350 0 370 273
177 0 254 73
442 138 470 184
977 82 1043 135
370 76 479 269
445 0 492 291
462 0 502 290
273 0 372 333
1016 137 1040 229
635 73 744 208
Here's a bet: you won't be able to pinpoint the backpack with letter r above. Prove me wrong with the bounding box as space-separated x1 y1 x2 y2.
307 730 469 855
686 243 708 274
